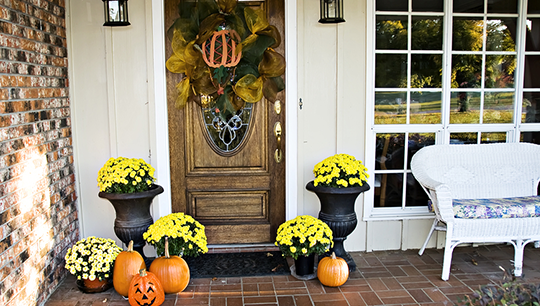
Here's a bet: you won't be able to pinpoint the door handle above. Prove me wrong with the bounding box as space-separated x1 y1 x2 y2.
274 122 282 163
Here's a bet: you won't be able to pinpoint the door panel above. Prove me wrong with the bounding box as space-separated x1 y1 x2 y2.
165 0 285 245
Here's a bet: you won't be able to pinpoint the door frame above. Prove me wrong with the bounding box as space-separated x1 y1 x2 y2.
145 0 299 227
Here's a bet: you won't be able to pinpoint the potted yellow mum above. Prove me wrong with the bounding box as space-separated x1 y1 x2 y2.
275 215 333 278
97 157 164 264
305 153 370 272
143 212 208 257
64 236 122 292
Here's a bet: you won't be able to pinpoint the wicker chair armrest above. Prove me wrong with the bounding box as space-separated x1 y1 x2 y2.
432 184 455 223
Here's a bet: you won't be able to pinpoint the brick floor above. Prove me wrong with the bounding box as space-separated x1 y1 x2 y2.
44 244 540 306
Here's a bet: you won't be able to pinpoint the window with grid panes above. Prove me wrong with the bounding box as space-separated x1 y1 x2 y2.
367 0 540 218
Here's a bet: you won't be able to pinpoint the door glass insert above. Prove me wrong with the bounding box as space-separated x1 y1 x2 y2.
202 102 253 153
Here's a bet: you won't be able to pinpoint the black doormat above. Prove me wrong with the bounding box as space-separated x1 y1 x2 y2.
184 251 290 278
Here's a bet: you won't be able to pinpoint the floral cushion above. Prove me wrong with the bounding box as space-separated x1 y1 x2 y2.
453 196 540 219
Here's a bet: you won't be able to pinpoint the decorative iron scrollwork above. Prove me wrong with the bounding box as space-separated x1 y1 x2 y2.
202 103 253 153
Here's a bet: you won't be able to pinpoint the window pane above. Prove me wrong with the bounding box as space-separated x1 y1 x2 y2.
375 92 407 124
486 18 517 52
376 133 405 170
377 0 408 11
374 173 403 207
453 17 484 51
450 132 478 144
480 132 507 143
526 19 540 51
524 56 540 88
483 92 514 123
412 17 443 50
413 0 443 12
521 132 540 145
407 133 436 169
376 54 407 88
487 0 517 14
485 55 516 88
410 92 442 124
376 16 408 50
522 92 540 123
450 92 481 123
411 54 442 88
451 55 482 88
406 174 430 206
529 1 540 14
454 0 483 13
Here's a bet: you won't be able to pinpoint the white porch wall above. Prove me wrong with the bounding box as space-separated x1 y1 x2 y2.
67 0 438 252
67 0 155 254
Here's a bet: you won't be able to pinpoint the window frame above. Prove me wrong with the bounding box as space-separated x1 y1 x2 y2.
364 0 540 221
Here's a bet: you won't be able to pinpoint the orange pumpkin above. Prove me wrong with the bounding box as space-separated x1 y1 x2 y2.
128 269 165 306
149 237 190 294
202 29 242 68
317 252 349 287
113 240 146 297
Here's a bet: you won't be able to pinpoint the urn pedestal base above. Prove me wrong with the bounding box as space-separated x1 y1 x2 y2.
306 181 370 272
99 185 164 266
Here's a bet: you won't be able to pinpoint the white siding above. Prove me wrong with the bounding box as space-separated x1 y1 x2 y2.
67 0 438 253
67 0 152 251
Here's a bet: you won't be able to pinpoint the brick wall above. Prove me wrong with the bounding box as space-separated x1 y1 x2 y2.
0 0 79 305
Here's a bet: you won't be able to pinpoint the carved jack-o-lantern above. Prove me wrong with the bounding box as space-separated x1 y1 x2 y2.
202 29 242 68
128 269 165 306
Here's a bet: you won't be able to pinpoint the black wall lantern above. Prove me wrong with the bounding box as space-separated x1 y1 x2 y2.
103 0 130 26
319 0 345 24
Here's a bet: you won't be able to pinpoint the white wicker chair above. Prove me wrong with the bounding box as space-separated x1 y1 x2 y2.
410 143 540 280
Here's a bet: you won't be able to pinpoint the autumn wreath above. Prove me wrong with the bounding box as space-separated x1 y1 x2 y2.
166 0 285 121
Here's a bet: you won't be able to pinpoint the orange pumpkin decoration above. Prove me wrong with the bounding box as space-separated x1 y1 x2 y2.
128 269 165 306
113 240 146 297
317 252 349 287
202 29 242 68
149 236 190 294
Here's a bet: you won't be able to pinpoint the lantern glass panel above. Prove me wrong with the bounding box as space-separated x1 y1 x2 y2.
326 0 337 19
108 1 120 22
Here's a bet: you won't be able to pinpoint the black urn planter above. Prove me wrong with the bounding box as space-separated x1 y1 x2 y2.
306 181 370 272
99 184 164 265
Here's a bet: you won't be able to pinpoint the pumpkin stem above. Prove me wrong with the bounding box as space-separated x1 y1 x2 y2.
128 240 134 252
164 236 170 259
139 269 147 277
331 252 337 260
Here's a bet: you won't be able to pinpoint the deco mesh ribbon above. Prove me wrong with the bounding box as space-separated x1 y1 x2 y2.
166 0 286 120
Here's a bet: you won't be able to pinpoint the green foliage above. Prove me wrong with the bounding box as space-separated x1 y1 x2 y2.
457 281 540 306
375 17 516 90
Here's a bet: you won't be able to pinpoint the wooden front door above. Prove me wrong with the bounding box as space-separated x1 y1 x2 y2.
165 0 285 245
